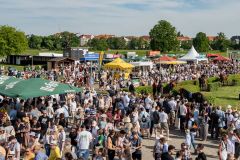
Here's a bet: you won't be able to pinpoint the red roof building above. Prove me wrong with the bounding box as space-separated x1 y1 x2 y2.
177 36 192 41
207 36 217 41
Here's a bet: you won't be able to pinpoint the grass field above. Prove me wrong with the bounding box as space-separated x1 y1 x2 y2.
0 64 25 71
202 86 240 108
25 49 62 55
10 49 228 58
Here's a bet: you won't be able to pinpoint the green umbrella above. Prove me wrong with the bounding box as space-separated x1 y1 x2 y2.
0 76 24 97
0 78 82 99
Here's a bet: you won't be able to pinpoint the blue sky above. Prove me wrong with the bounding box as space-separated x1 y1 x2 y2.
0 0 240 37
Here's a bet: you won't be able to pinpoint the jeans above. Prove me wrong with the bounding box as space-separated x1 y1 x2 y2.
78 149 89 160
190 132 196 150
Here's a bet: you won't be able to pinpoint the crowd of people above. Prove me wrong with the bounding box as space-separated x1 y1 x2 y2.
0 61 239 160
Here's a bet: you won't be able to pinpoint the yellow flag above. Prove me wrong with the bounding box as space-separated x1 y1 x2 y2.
99 51 104 65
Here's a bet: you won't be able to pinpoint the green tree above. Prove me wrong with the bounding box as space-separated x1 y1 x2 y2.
193 32 209 52
59 31 79 49
0 25 28 56
128 38 139 49
177 31 183 37
128 38 149 50
88 38 108 50
28 34 43 49
41 36 54 50
211 32 230 52
181 40 192 50
149 20 179 52
107 37 126 49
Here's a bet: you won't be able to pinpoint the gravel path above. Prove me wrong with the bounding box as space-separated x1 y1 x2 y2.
142 129 219 160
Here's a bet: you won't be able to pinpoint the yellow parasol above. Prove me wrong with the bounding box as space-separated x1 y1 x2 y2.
104 58 134 70
160 61 187 65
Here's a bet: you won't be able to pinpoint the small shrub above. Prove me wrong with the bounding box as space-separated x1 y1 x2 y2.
135 86 153 94
207 77 220 83
205 95 216 104
207 82 221 92
232 79 240 86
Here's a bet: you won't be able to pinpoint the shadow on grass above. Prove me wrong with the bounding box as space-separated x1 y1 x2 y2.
216 96 239 100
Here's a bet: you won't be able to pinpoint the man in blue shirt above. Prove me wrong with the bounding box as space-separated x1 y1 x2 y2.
33 145 48 160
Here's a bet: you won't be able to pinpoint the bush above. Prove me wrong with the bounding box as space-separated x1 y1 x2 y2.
204 95 216 104
207 77 220 83
232 79 240 86
135 86 153 94
207 82 221 91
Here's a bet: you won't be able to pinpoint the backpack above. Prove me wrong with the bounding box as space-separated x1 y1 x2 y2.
141 114 147 123
153 111 160 124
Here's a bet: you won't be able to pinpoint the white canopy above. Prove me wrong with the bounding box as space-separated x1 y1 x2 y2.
179 46 200 61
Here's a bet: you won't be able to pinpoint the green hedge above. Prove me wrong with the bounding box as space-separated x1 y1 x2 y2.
122 86 153 94
207 82 221 91
207 77 220 83
135 86 153 94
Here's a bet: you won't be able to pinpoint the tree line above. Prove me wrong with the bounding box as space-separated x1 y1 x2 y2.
1 23 240 56
149 20 239 53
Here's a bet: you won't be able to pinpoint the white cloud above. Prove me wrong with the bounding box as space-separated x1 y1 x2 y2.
0 0 239 37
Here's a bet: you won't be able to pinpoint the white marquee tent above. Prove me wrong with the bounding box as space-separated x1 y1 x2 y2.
178 46 208 63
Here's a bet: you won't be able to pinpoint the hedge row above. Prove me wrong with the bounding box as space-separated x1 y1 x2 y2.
207 82 222 92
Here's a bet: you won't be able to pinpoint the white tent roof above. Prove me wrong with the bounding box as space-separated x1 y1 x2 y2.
179 46 200 61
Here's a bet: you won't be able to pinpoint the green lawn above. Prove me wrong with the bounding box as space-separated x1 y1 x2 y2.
12 49 228 57
91 49 149 57
25 49 62 55
202 86 240 109
0 64 25 71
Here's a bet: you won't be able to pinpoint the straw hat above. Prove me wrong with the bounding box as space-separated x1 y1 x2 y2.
123 117 131 123
227 105 232 109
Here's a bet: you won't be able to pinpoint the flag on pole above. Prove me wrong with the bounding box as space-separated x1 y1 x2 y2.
99 51 104 65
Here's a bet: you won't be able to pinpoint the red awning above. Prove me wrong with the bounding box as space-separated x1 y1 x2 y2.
154 56 176 62
207 53 220 57
214 55 230 61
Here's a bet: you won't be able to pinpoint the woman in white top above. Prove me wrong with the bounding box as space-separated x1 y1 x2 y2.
58 125 66 155
218 134 228 160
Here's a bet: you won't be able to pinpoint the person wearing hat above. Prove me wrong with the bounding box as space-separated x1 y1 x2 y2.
123 116 133 131
57 125 66 155
99 114 107 130
130 131 142 160
7 136 20 160
27 132 40 151
49 140 61 160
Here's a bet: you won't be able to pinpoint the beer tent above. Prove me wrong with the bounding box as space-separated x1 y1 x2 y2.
0 76 82 99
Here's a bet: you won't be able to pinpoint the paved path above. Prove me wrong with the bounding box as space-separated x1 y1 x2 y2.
142 129 219 160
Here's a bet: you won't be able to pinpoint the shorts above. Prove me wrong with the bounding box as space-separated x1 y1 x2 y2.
170 111 176 119
132 152 142 160
160 122 168 130
140 122 150 129
153 124 161 129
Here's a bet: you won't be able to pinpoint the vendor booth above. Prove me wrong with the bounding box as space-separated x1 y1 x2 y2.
178 46 208 63
104 58 134 79
130 61 153 73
